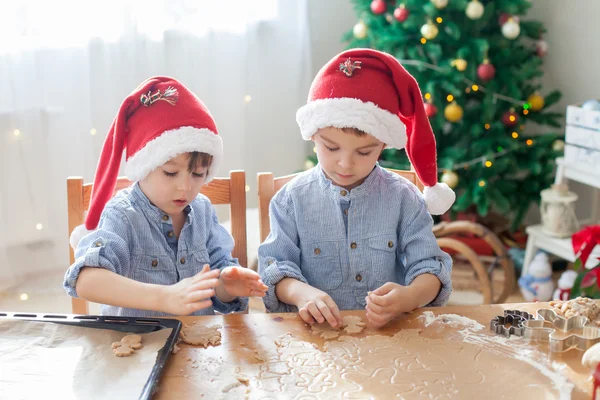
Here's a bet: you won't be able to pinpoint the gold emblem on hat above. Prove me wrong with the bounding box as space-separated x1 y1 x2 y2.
140 86 179 107
339 58 362 77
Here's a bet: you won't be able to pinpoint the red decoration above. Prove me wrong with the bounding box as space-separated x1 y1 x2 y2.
477 61 496 82
536 39 549 57
371 0 387 15
498 13 519 26
593 364 600 400
502 110 519 127
424 102 438 117
572 225 600 268
393 4 409 22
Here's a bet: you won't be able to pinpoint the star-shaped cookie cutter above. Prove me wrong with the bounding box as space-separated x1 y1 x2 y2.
490 309 535 337
523 308 600 352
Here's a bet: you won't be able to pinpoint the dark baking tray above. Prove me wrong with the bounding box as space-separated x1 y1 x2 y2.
0 312 182 400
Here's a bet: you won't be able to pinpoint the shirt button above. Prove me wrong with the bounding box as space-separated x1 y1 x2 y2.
162 215 169 221
180 257 186 265
94 241 102 247
314 248 321 255
388 241 394 248
355 274 362 282
151 259 158 268
344 209 348 215
167 231 174 238
350 242 357 249
340 190 347 196
267 260 274 266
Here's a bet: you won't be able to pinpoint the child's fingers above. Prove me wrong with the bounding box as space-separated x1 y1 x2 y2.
193 268 220 282
324 298 343 327
299 307 316 325
186 299 213 313
365 297 386 314
365 308 389 326
186 288 215 303
249 289 266 297
249 280 268 292
316 300 339 328
235 267 261 280
306 302 325 324
368 292 390 307
190 278 220 292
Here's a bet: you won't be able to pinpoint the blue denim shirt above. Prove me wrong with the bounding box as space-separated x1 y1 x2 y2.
64 183 246 317
258 164 452 313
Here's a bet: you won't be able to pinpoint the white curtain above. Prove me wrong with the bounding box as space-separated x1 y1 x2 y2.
0 0 312 286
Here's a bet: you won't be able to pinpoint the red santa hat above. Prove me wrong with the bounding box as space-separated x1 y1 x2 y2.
70 76 222 249
296 48 455 215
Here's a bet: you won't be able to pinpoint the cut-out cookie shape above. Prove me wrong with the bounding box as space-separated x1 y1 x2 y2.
180 323 222 347
523 308 600 352
112 334 143 357
311 316 366 339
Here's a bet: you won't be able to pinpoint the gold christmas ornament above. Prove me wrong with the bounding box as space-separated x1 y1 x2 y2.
451 58 468 72
441 170 459 189
527 93 545 112
465 0 485 20
353 20 368 39
420 21 439 40
444 102 464 122
552 139 565 152
501 17 520 40
431 0 448 9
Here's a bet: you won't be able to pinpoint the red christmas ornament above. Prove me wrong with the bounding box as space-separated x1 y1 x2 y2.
371 0 387 15
477 60 496 82
424 102 438 117
393 4 409 22
502 109 519 127
536 39 549 57
498 13 519 26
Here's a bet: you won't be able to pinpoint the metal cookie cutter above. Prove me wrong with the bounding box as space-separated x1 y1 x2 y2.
490 310 535 337
523 308 600 352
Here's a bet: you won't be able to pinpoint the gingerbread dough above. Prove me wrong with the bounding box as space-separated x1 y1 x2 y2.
180 323 222 347
310 316 366 339
112 334 143 357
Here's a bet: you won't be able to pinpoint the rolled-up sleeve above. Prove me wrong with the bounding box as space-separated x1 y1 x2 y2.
258 195 308 313
399 193 453 307
63 210 131 298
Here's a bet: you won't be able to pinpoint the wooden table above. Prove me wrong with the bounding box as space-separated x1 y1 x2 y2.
154 302 593 399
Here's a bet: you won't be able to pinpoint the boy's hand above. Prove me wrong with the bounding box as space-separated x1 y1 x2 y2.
161 264 219 315
365 282 418 328
219 266 268 298
295 284 343 328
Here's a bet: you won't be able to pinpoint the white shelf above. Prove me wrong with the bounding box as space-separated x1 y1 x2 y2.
522 157 600 275
525 225 600 268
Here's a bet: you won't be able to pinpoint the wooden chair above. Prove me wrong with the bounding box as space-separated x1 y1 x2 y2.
257 169 515 304
67 170 248 314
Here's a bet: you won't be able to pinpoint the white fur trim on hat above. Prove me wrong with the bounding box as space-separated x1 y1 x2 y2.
124 127 223 182
423 182 456 215
70 224 95 250
296 98 407 149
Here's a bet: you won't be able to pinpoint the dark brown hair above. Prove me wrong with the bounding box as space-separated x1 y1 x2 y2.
187 151 213 173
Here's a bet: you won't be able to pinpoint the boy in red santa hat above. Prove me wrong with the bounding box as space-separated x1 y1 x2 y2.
259 49 454 328
65 76 267 317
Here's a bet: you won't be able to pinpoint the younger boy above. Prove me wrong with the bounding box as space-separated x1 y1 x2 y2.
259 49 455 328
65 76 267 317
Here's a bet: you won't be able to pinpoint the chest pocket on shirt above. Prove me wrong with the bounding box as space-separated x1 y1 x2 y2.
132 254 177 285
301 241 342 290
368 235 397 285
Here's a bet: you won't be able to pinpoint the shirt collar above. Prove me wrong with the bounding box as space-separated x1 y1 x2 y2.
316 163 381 201
131 182 192 224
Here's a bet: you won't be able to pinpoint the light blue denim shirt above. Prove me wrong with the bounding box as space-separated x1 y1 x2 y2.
258 164 452 313
64 183 246 317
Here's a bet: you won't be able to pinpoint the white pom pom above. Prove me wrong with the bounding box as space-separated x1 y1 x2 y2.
423 182 456 215
70 224 94 250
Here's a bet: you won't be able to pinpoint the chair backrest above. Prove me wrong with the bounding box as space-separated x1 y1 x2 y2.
67 170 248 314
257 168 423 243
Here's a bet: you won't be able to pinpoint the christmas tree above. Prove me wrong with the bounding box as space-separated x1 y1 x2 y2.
306 0 563 231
